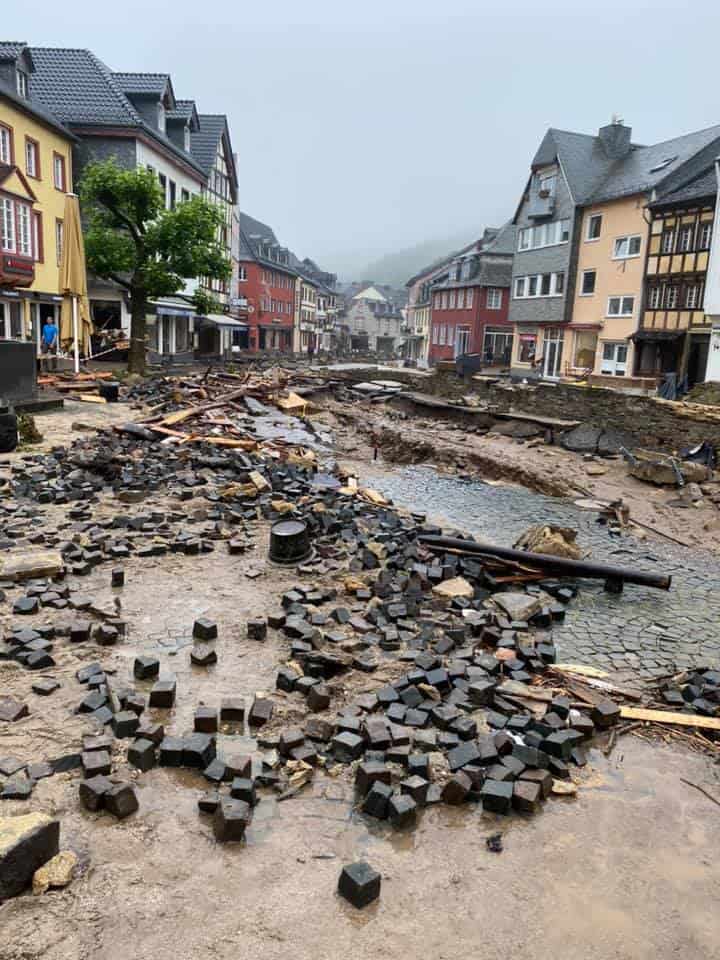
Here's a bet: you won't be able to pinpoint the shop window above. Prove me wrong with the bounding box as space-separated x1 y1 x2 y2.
573 331 598 369
518 335 536 363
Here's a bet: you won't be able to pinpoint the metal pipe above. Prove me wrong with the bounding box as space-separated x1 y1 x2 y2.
417 534 672 590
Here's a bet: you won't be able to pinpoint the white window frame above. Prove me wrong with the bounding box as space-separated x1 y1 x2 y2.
438 324 446 346
457 288 465 309
449 290 456 309
17 201 31 257
16 70 28 98
586 214 602 241
613 235 642 260
699 223 713 249
55 219 64 266
600 341 628 377
487 288 502 310
539 173 557 196
661 230 675 254
466 288 473 309
517 219 569 251
677 225 694 253
647 285 661 309
1 196 16 252
664 285 679 309
0 125 12 165
606 295 635 317
580 269 596 296
25 139 38 178
238 266 247 282
53 153 66 191
685 283 701 309
514 273 565 299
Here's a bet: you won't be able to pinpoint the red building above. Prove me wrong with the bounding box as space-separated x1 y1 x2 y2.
428 224 515 366
238 212 297 352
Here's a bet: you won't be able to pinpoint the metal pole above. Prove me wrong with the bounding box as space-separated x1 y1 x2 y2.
72 295 79 374
418 534 672 590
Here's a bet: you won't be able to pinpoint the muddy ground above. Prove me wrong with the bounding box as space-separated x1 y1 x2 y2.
319 393 720 552
1 398 720 960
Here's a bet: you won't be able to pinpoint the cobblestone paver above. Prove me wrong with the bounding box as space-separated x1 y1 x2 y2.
368 466 720 679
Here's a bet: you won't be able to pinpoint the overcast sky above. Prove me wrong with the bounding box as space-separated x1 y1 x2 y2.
7 0 720 273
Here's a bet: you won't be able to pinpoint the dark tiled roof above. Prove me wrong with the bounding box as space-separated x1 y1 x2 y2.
0 77 76 141
30 47 141 125
28 47 206 178
189 114 238 196
168 99 199 129
533 124 720 206
113 71 172 98
0 42 30 63
653 168 717 206
483 220 516 255
239 212 278 245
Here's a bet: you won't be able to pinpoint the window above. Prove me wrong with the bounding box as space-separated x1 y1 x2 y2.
613 235 642 259
664 285 679 309
432 324 439 345
457 289 464 309
661 230 675 254
16 70 28 99
449 291 456 309
466 288 473 308
0 124 13 164
1 197 16 252
487 288 502 309
601 342 628 376
181 188 190 203
32 211 43 262
483 328 514 364
55 219 64 266
441 292 447 309
606 296 634 316
586 214 602 241
517 219 569 250
647 285 661 309
25 138 39 178
685 283 702 309
17 202 31 256
238 266 247 282
53 153 66 192
539 173 556 196
168 180 176 210
461 260 471 279
514 273 564 298
677 226 693 252
581 270 596 295
573 331 598 369
699 223 713 249
158 173 167 205
518 334 537 363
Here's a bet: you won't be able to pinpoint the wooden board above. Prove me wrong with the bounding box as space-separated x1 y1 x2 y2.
160 408 198 427
620 706 720 731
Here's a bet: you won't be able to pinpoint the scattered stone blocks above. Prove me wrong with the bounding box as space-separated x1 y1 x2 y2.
338 861 381 909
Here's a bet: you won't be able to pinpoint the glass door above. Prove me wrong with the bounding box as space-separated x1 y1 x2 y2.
601 341 628 376
543 327 564 379
454 326 470 358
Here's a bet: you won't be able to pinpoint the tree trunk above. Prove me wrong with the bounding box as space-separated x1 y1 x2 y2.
128 287 147 375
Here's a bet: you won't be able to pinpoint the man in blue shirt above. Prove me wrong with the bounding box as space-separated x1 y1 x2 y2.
41 318 58 371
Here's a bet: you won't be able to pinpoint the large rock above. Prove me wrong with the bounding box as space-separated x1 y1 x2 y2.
32 850 78 895
560 424 601 454
0 813 60 900
514 524 584 560
0 551 64 582
597 427 634 456
432 577 474 600
493 592 542 622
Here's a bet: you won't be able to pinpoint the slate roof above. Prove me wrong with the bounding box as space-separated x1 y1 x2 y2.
168 99 199 128
652 167 717 207
532 124 720 206
0 42 31 64
28 47 206 178
113 72 172 98
483 220 516 255
0 75 76 141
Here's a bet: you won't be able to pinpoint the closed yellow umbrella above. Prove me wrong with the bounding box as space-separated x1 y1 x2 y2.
59 193 92 373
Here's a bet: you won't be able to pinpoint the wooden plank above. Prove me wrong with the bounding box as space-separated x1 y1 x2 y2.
621 706 720 731
160 408 198 427
553 663 609 679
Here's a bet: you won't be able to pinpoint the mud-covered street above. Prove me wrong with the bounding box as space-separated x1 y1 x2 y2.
1 383 720 960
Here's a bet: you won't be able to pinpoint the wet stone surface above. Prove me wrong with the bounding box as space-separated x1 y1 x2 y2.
366 466 720 679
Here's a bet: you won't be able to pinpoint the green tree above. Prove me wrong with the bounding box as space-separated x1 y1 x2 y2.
80 159 231 374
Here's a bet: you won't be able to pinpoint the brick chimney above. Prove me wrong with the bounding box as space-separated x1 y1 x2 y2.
598 118 632 159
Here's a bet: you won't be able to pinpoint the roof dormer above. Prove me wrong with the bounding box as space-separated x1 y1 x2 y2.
0 43 34 100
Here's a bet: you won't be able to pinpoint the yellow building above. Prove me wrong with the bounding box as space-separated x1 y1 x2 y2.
0 44 75 349
568 196 648 384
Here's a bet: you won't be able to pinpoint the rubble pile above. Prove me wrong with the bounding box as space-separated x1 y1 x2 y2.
656 669 720 717
0 373 709 862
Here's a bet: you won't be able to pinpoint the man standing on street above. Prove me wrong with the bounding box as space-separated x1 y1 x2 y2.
41 317 59 371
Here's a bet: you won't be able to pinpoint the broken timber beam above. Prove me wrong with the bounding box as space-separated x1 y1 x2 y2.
620 706 720 731
418 534 671 591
